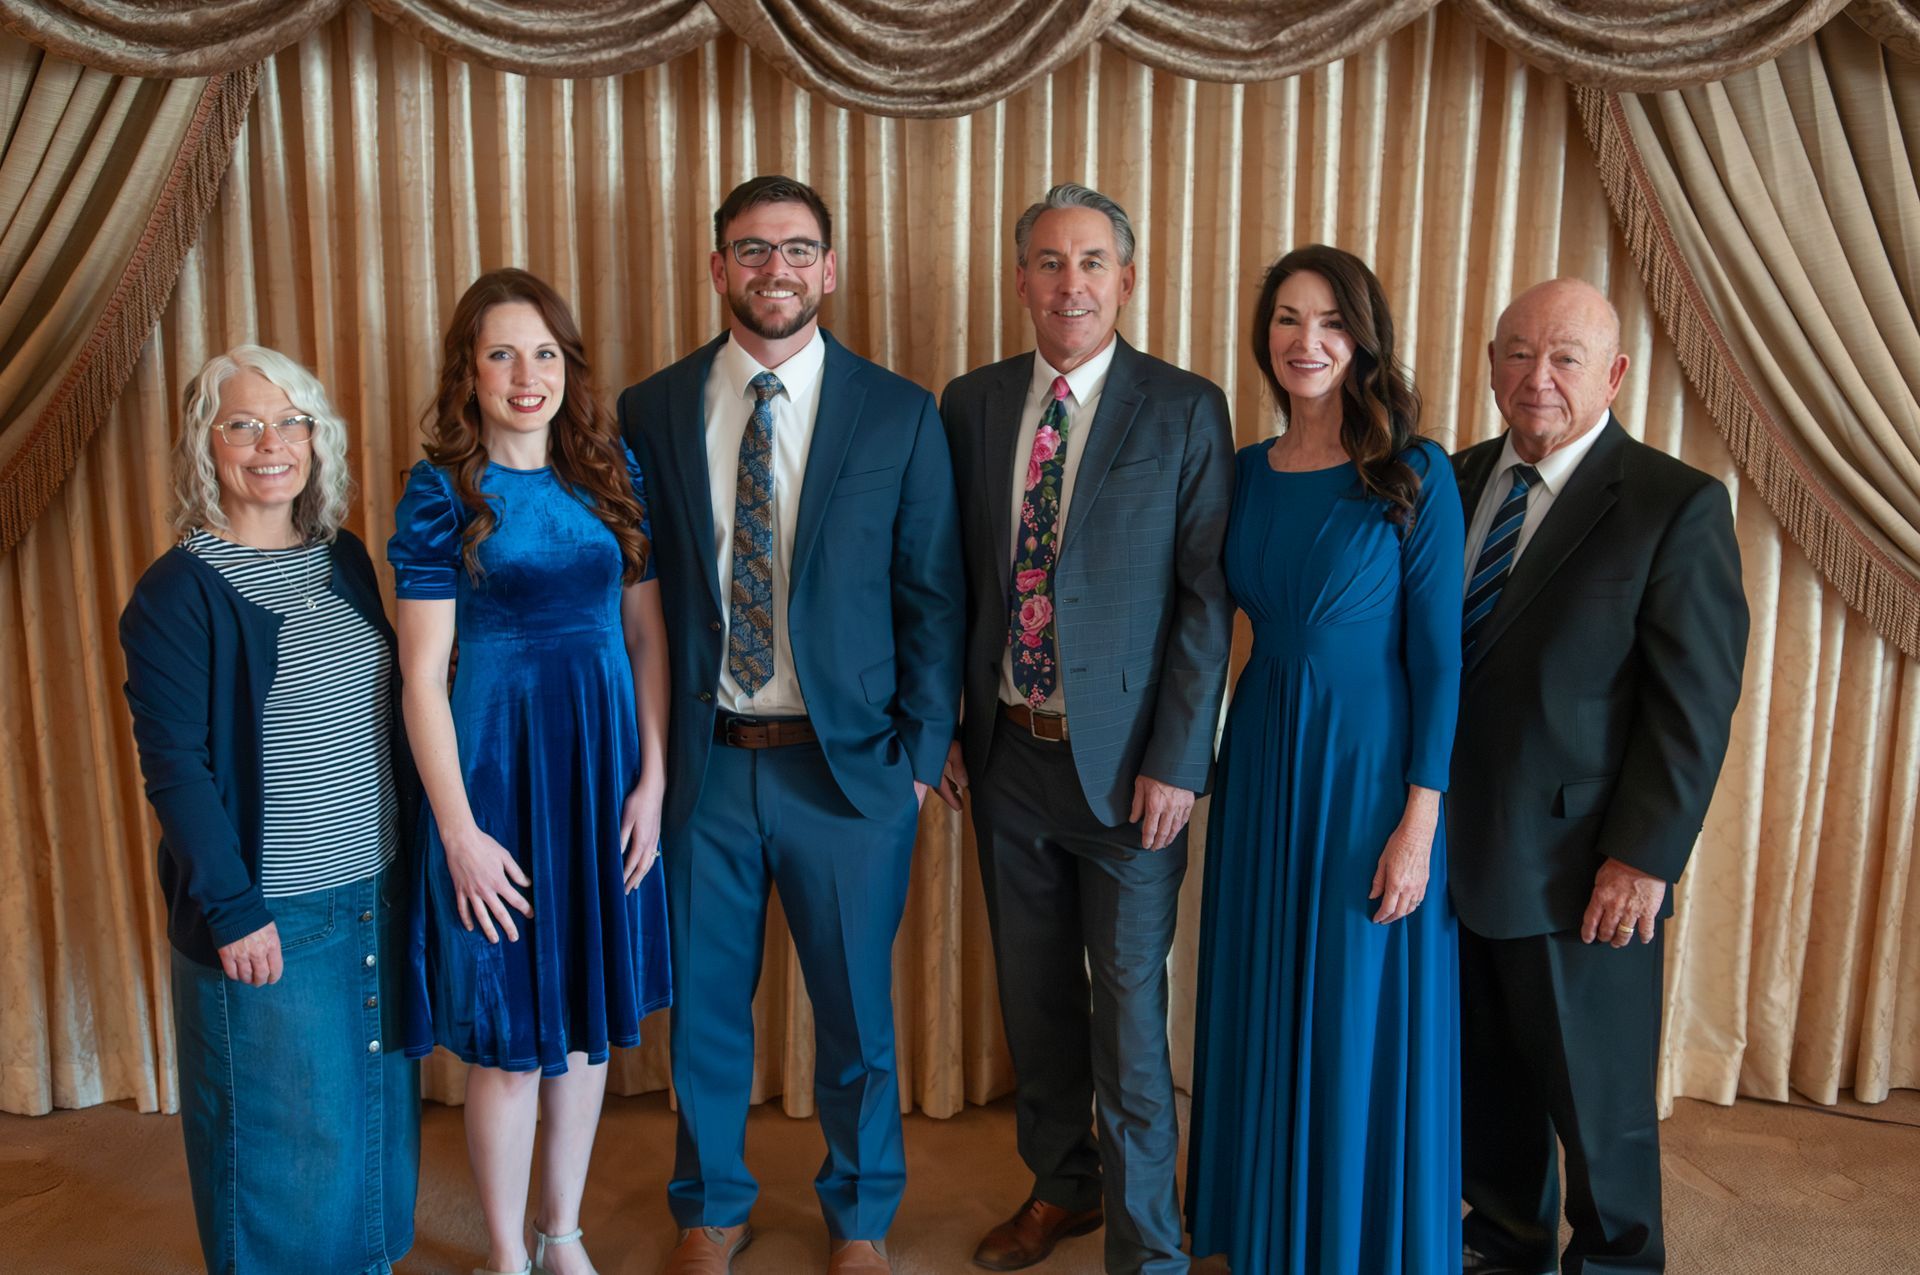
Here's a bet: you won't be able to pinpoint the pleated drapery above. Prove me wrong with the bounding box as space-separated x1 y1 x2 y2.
2 7 1917 1120
0 46 254 554
1579 22 1920 661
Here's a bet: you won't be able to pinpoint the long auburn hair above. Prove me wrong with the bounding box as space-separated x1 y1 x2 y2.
1251 244 1423 527
424 269 649 583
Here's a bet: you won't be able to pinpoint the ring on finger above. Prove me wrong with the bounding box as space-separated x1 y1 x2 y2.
1615 921 1636 935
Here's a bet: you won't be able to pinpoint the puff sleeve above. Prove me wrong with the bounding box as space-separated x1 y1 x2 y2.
387 460 463 599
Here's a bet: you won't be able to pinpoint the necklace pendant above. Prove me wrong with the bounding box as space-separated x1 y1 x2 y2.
305 597 318 612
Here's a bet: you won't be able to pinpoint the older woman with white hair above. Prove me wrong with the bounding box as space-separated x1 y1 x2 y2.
119 345 419 1274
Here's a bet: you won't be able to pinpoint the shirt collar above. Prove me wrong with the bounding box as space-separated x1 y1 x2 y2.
716 328 826 409
1496 409 1611 496
1031 334 1119 410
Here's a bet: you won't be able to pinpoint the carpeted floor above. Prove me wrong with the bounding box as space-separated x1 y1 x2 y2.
4 1090 1916 1272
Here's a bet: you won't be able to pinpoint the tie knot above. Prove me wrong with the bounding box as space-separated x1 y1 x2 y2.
1050 376 1070 403
750 371 783 403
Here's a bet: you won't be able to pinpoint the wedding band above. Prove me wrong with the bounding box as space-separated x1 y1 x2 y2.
1616 922 1636 934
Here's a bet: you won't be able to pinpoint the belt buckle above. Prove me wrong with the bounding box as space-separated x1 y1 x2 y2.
1028 710 1067 742
720 716 753 748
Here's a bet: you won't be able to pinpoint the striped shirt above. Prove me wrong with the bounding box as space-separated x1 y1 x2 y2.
185 531 397 897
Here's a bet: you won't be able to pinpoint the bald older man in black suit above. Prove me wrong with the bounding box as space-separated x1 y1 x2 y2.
1450 278 1748 1274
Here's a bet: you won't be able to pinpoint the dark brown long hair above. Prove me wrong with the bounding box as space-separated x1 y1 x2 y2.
424 268 649 583
1251 244 1423 527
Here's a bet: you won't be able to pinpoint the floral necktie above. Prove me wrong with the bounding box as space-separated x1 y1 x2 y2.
1008 376 1072 707
728 371 783 695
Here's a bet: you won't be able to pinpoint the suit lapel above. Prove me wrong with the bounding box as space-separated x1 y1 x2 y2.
671 334 728 618
790 331 865 581
1466 418 1627 671
982 355 1032 610
1453 438 1502 522
1058 335 1146 560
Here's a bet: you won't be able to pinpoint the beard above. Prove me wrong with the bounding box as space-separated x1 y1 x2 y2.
728 278 820 341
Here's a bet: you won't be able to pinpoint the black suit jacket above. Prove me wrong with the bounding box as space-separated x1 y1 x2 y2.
940 335 1235 827
619 331 964 834
1448 417 1749 939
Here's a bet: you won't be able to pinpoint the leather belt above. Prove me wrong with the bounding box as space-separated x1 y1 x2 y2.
1001 702 1069 742
713 713 818 749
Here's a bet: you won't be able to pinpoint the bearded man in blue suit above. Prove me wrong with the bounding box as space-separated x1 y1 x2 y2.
619 175 963 1275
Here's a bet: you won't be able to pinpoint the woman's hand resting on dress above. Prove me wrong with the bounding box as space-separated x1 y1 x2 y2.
218 921 284 986
1370 786 1440 924
443 824 534 943
620 779 665 891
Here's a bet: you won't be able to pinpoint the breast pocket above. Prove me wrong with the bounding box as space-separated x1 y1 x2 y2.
1101 456 1162 486
834 465 898 499
1575 577 1638 601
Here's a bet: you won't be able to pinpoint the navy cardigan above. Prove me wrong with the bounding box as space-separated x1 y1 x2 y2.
119 530 417 967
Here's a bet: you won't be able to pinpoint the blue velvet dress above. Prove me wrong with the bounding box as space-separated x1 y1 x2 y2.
1186 439 1464 1273
388 450 671 1075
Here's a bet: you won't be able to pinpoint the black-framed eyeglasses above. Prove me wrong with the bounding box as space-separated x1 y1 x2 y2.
214 415 316 446
720 237 826 268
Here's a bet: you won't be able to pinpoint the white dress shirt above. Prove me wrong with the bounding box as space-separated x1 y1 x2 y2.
1463 411 1612 576
705 330 827 715
998 336 1119 713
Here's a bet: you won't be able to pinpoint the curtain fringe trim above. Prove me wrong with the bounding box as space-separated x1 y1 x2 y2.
1575 86 1920 663
0 66 259 558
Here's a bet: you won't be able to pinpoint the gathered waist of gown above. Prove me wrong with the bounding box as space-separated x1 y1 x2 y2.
1248 619 1396 667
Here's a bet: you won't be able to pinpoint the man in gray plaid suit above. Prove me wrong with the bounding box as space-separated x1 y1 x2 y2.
937 183 1234 1275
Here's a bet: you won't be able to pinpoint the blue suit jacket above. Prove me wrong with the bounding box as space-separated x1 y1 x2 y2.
619 330 964 832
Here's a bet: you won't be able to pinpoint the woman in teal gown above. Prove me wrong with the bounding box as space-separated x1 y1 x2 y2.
1186 245 1465 1272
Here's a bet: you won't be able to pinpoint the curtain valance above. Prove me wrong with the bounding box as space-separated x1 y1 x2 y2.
4 2 1918 109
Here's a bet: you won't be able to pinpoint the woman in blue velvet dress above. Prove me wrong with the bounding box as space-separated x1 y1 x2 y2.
1186 245 1465 1273
389 269 670 1275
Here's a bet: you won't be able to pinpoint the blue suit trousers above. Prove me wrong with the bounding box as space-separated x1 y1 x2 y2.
665 737 918 1239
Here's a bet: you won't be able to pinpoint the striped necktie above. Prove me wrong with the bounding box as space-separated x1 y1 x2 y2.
1462 463 1541 657
728 371 783 695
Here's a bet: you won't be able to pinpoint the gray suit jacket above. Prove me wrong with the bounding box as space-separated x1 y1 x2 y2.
941 335 1235 826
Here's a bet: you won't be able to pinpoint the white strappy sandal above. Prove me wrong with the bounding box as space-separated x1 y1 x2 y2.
532 1225 593 1275
471 1263 531 1275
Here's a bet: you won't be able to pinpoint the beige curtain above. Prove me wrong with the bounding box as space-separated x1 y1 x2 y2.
3 4 1917 1118
1585 23 1920 1106
1580 22 1920 665
0 43 252 555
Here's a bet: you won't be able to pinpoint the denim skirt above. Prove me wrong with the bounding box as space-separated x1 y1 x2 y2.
171 866 419 1274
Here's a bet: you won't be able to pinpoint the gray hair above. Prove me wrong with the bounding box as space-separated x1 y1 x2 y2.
169 344 353 542
1014 183 1136 268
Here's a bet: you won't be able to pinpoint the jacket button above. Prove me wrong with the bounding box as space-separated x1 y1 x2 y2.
709 620 722 632
367 1040 382 1054
364 954 376 968
698 691 713 703
359 910 373 923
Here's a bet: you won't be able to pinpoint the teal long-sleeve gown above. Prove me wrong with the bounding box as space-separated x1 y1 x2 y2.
1187 438 1465 1273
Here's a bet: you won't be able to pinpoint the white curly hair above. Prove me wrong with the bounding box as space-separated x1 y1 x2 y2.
169 344 353 542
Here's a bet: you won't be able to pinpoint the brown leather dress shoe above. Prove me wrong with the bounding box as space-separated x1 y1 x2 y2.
972 1197 1103 1271
661 1223 752 1274
828 1238 893 1272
